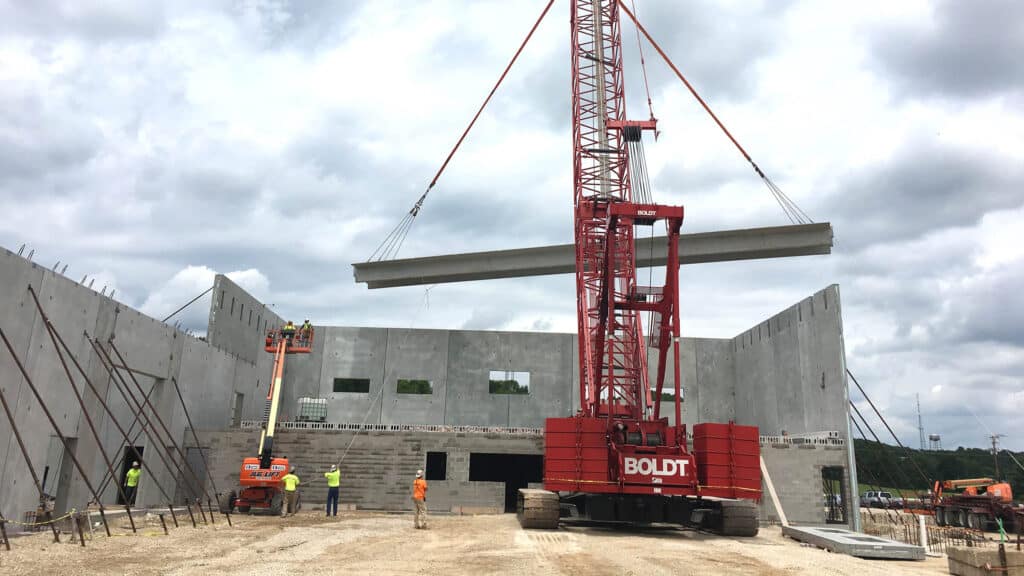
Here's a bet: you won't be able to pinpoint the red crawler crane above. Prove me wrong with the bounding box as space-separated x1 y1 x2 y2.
516 0 761 535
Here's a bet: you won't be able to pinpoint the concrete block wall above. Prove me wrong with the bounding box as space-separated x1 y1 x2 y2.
195 428 542 513
197 427 850 526
759 443 852 526
0 248 267 523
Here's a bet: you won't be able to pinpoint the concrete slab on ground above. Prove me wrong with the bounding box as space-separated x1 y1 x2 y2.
782 525 925 560
948 545 1024 576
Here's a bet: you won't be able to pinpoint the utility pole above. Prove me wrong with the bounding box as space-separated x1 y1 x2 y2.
916 394 925 451
990 433 1005 480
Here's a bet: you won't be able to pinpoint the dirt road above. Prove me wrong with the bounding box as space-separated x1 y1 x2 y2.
1 510 949 575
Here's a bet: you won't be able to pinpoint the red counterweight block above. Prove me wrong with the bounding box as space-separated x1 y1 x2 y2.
693 422 762 500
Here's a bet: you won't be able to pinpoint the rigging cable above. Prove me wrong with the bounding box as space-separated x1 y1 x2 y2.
848 368 932 486
617 0 813 225
369 0 557 261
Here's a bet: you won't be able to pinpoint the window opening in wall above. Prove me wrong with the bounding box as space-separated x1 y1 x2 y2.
219 290 225 309
333 378 370 393
822 466 846 524
230 297 236 316
397 379 433 394
248 309 253 326
488 370 530 395
257 314 261 332
469 453 543 512
426 452 447 480
240 303 245 320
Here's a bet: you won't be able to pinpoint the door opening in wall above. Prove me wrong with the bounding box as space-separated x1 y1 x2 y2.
469 453 543 512
117 446 144 505
822 466 846 524
231 392 245 427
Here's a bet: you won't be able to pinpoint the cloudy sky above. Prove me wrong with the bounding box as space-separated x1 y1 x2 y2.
1 1 1021 452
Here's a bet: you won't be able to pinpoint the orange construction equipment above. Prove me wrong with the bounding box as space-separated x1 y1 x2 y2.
218 325 314 515
933 477 1021 530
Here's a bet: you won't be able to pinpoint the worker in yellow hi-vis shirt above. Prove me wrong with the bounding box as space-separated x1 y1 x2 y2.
124 461 141 505
281 467 300 516
324 465 341 517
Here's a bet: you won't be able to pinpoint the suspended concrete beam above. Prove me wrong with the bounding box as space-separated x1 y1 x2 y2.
353 222 832 289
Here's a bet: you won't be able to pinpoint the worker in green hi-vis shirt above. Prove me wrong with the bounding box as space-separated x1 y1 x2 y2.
281 467 300 516
124 461 141 506
324 465 341 517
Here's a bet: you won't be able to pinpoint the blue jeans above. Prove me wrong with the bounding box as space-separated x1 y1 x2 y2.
326 487 339 516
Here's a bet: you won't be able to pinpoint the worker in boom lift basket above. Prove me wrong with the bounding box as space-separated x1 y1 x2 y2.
300 319 312 344
281 467 300 516
282 321 297 343
412 469 428 529
324 464 341 517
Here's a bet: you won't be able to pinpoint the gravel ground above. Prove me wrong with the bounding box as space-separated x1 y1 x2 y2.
0 510 951 575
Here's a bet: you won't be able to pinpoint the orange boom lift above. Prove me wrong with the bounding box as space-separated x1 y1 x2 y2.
218 325 313 514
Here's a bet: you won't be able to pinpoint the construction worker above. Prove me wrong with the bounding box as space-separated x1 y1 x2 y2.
281 467 300 516
282 321 297 343
124 461 141 506
324 464 341 517
412 469 428 529
300 319 312 343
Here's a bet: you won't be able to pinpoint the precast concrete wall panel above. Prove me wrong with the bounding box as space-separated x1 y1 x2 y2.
317 327 387 423
0 248 280 522
0 256 59 525
732 285 848 437
207 274 282 364
381 329 448 425
444 330 510 426
694 338 736 424
276 328 324 421
506 331 575 427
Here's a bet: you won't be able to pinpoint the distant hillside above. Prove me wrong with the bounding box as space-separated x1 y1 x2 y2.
854 439 1024 499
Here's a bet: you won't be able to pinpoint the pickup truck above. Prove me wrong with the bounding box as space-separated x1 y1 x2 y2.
860 491 897 509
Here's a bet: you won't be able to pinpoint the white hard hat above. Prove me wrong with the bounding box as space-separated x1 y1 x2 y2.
132 461 139 466
416 469 423 477
330 464 337 471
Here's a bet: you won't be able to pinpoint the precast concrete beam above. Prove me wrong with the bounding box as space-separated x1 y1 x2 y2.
353 222 832 289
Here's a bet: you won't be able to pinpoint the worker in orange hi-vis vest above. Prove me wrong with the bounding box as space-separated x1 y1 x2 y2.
412 469 428 529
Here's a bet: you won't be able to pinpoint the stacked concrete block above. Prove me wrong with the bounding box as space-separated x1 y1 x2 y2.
759 443 850 526
196 428 542 513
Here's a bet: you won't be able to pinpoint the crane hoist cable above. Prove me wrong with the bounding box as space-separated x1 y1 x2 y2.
369 0 557 262
630 0 657 124
617 0 813 225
